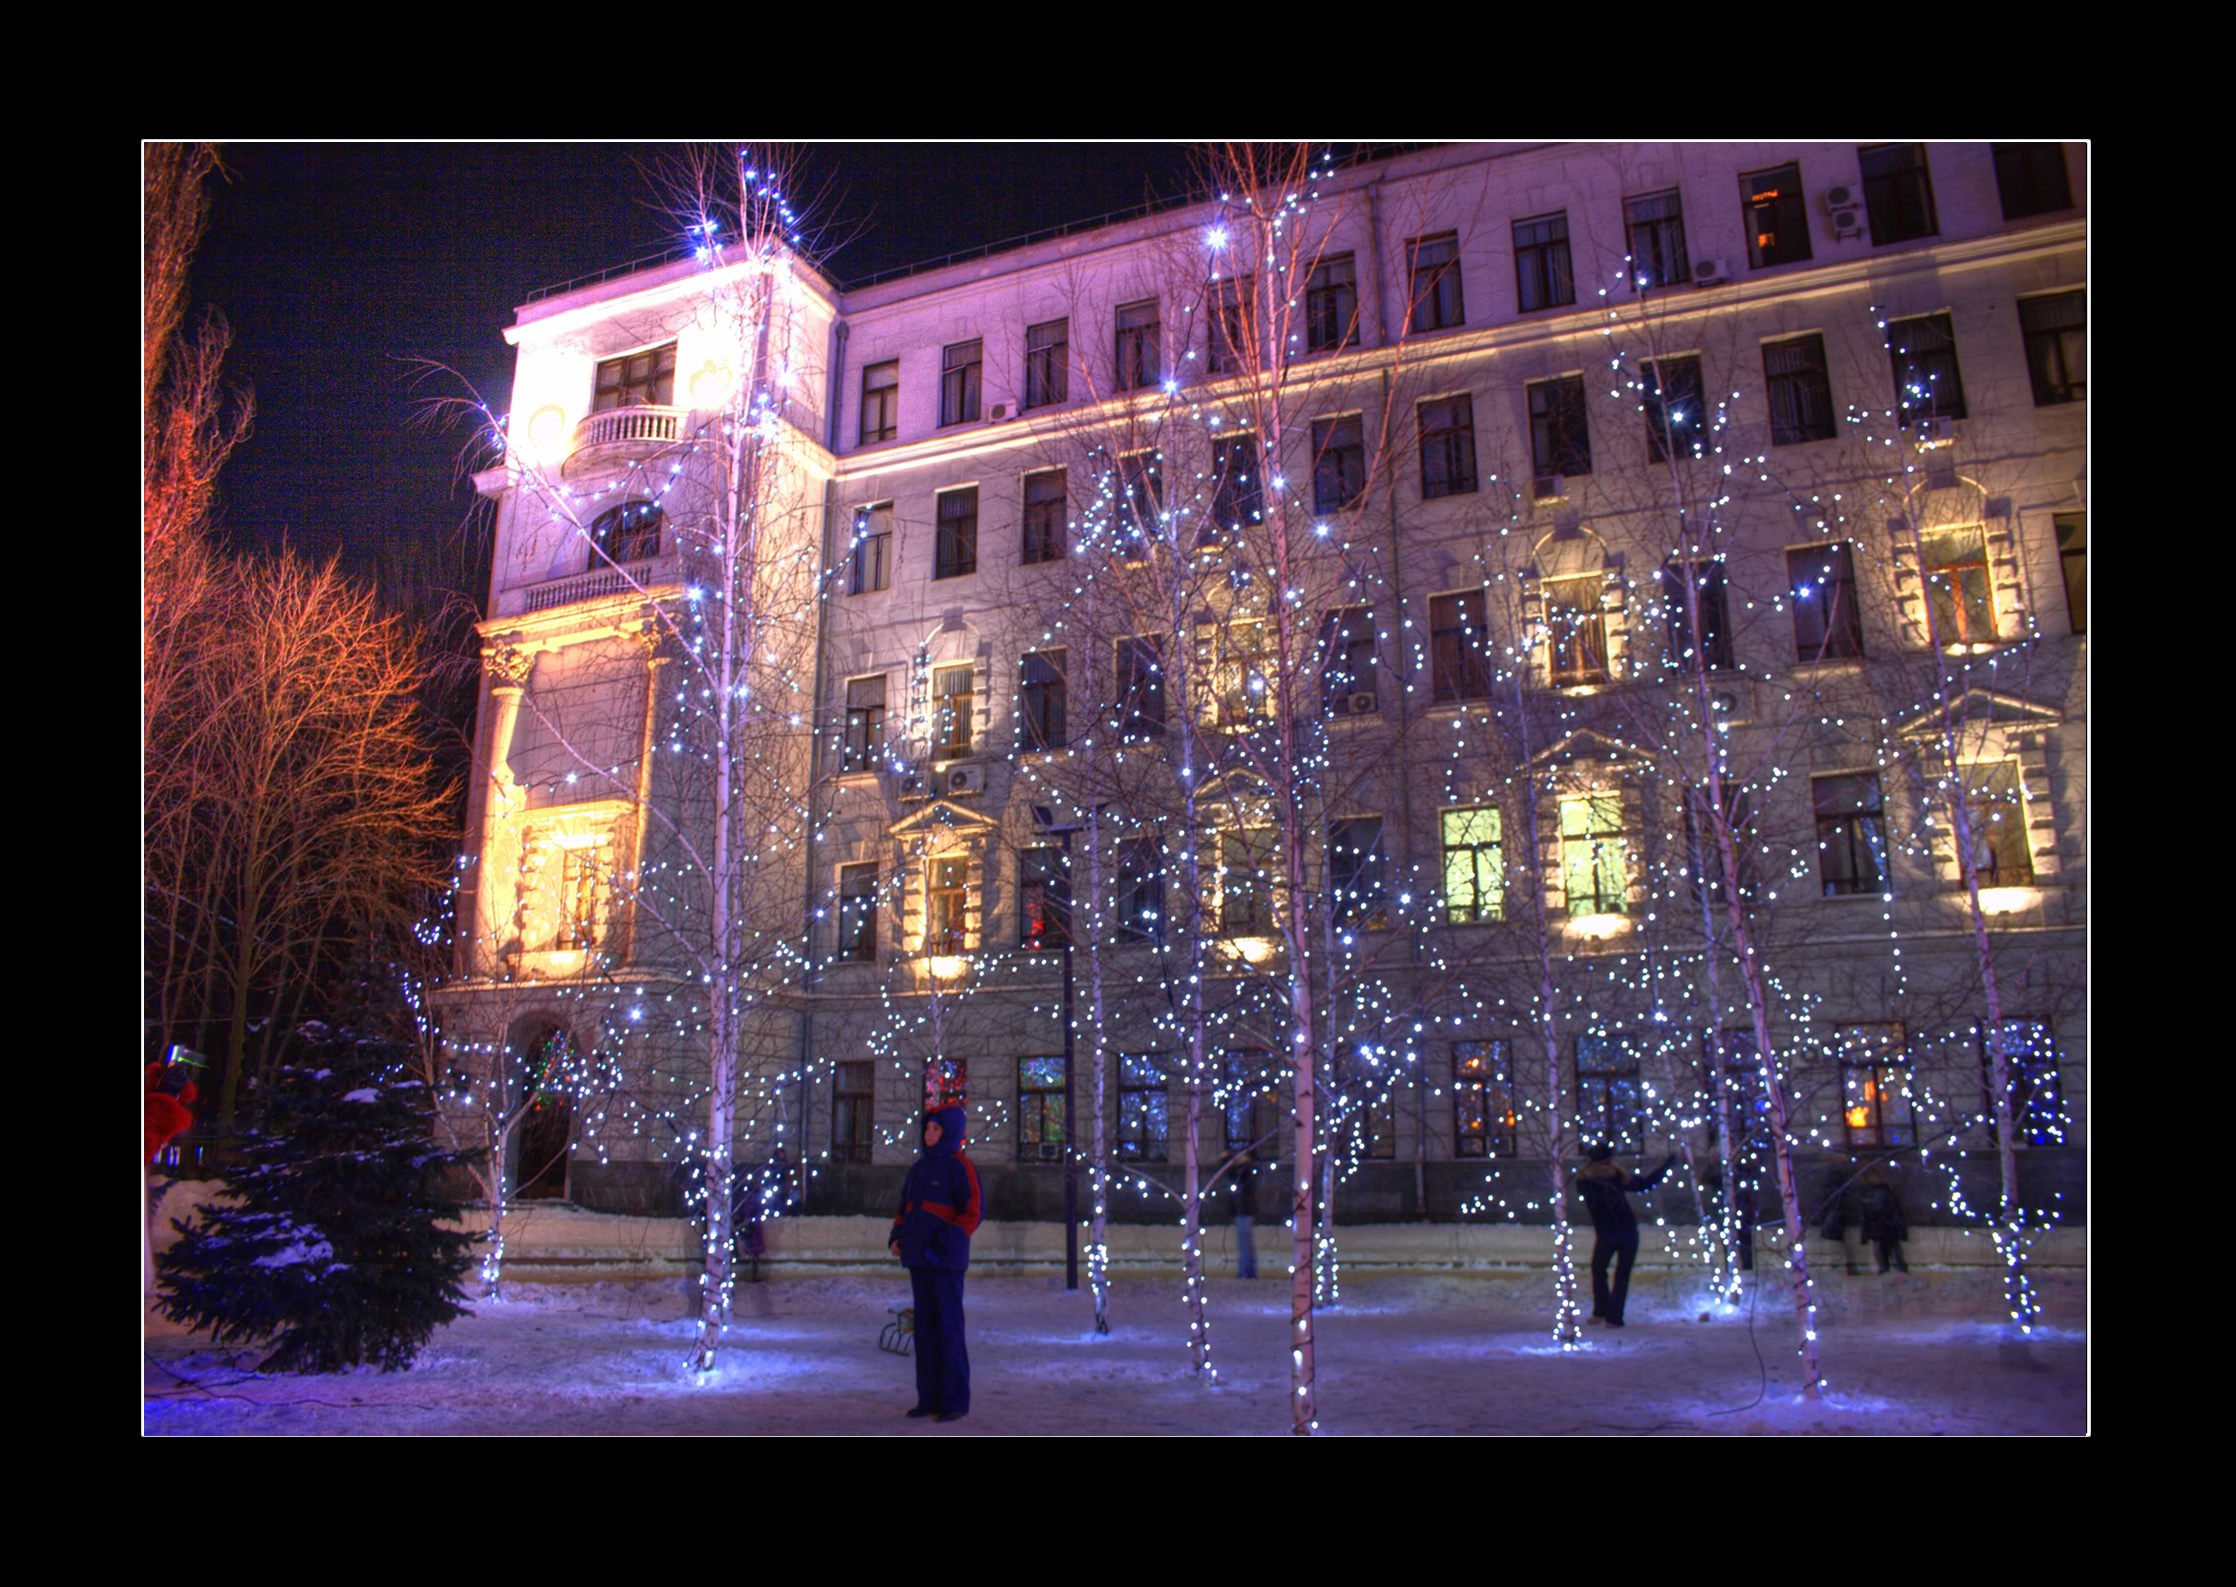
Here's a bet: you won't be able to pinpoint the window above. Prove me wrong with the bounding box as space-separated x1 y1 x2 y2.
1454 1041 1516 1157
838 863 879 962
1115 837 1164 946
1788 543 1864 661
555 846 604 950
1888 313 1967 423
1306 253 1359 352
1117 1054 1169 1161
1527 377 1591 478
1115 299 1160 390
934 665 973 759
590 499 663 566
1922 525 1996 647
2057 512 2086 635
924 1056 967 1110
1018 845 1070 950
1210 274 1253 375
1960 759 2033 887
833 1060 874 1162
925 856 971 956
1328 817 1389 930
935 487 978 580
1641 356 1704 464
1406 232 1463 331
849 504 892 594
1418 394 1478 499
1115 636 1166 739
1429 590 1492 703
1837 1025 1912 1149
860 359 899 444
1513 211 1575 312
1813 772 1886 898
1441 806 1503 924
939 339 982 427
1659 560 1733 672
1741 163 1811 269
1544 574 1610 688
1022 468 1067 564
1019 649 1067 752
1222 1051 1279 1156
1319 606 1377 714
1118 451 1162 558
1025 318 1069 408
841 675 886 774
1312 414 1366 512
1219 826 1277 936
1992 143 2073 221
1764 335 1836 445
1559 793 1627 917
1701 1031 1772 1155
2020 290 2086 406
1981 1020 2066 1147
1197 618 1273 730
1859 143 1938 244
593 342 676 411
1575 1036 1642 1154
1360 1093 1397 1159
1624 189 1689 290
1683 784 1757 908
1208 434 1264 541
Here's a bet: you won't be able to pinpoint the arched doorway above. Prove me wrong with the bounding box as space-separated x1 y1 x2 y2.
509 1021 575 1202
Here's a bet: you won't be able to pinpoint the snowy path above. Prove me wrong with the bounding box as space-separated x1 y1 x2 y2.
144 1274 2085 1435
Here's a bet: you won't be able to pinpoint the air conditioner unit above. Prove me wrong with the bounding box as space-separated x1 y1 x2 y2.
1532 475 1568 503
897 772 930 802
1708 682 1757 727
946 763 987 796
1035 1142 1063 1161
986 401 1019 424
1914 415 1956 450
1344 691 1379 717
1691 257 1729 286
1822 182 1862 211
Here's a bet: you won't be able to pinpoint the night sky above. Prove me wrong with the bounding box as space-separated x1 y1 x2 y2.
188 143 1209 604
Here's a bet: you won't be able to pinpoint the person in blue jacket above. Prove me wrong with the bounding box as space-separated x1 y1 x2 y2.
889 1103 982 1422
1576 1142 1677 1328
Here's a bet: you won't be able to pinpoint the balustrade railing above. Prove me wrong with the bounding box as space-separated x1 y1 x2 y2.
514 555 679 615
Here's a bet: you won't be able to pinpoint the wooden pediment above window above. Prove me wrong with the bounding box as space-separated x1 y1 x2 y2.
1895 687 2062 741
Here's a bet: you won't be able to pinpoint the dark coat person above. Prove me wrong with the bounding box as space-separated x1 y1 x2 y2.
889 1103 982 1421
1577 1144 1676 1327
1857 1164 1909 1274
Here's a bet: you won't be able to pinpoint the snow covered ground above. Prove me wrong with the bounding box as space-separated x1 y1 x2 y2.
145 1269 2084 1435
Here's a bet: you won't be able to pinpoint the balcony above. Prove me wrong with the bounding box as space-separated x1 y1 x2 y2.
564 404 688 476
507 554 681 617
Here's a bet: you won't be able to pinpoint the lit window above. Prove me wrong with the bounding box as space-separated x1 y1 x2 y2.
934 665 973 759
1018 846 1070 950
554 846 604 951
1441 806 1503 924
1454 1041 1516 1157
924 857 971 957
1196 618 1274 731
1559 793 1627 916
1921 525 1996 647
1740 163 1811 269
1960 760 2033 887
1545 574 1609 688
1837 1025 1911 1148
924 1056 966 1110
1017 1056 1068 1162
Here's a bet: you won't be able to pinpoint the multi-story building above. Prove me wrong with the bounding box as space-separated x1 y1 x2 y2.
438 142 2085 1233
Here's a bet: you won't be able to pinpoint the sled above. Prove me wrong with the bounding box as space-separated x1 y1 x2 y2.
879 1305 914 1356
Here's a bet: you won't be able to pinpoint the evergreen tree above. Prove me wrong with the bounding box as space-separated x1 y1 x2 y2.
154 1022 479 1373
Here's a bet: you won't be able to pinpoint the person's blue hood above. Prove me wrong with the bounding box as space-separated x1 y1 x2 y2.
923 1104 967 1155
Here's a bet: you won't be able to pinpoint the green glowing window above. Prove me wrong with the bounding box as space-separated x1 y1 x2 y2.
1441 806 1504 924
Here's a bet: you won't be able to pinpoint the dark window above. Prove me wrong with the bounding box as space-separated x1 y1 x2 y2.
1118 452 1162 558
1313 414 1366 512
1115 299 1160 390
1545 575 1610 688
925 858 971 956
1922 526 1997 647
1441 806 1503 924
1575 1035 1643 1155
1454 1040 1516 1157
1513 212 1575 312
1788 543 1865 661
841 675 885 774
1208 434 1264 542
1115 837 1164 946
1888 312 1967 423
1813 772 1885 898
2057 512 2085 635
1318 606 1377 714
934 665 973 759
833 1060 874 1162
1741 164 1812 269
1360 1093 1397 1159
1624 189 1689 290
1859 143 1938 244
1307 253 1359 352
1115 636 1166 739
1328 816 1389 930
924 1056 967 1110
1117 1054 1169 1161
1836 1025 1911 1149
1210 274 1253 375
1528 377 1591 478
934 487 979 579
837 863 879 962
1701 1031 1772 1156
860 359 898 444
1981 1020 2066 1148
1429 590 1491 703
940 339 982 427
1659 560 1733 672
1961 760 2033 887
1018 846 1071 950
1560 794 1628 916
1219 827 1276 936
1764 335 1836 445
1022 469 1067 564
1418 394 1478 498
849 504 892 594
1641 356 1704 464
1019 649 1067 752
1025 318 1069 408
1017 1057 1068 1159
1992 144 2073 221
1407 232 1464 331
593 342 676 410
1683 784 1757 908
2019 290 2086 406
590 499 664 567
1222 1051 1279 1157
